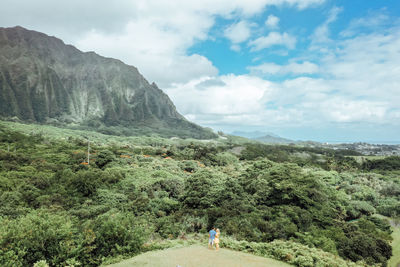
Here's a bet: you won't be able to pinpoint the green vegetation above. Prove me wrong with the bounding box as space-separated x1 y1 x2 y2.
221 237 364 267
0 121 399 266
388 219 400 267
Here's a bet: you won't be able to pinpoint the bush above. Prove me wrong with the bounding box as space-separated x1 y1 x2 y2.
214 152 238 166
95 150 115 169
90 211 145 257
220 237 365 267
346 201 376 219
0 211 80 267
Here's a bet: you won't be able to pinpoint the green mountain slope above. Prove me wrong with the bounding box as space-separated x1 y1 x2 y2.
0 26 215 139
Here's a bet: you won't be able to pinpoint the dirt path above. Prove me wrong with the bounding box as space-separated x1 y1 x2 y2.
107 244 291 267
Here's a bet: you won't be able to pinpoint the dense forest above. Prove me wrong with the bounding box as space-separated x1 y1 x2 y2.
0 121 399 267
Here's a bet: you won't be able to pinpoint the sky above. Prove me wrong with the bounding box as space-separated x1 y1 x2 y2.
1 0 400 143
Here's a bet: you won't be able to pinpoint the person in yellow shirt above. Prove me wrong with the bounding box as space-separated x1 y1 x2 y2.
214 228 220 251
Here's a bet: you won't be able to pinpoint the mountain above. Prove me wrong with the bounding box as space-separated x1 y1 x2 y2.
231 131 293 144
0 26 215 138
253 134 293 144
231 131 279 139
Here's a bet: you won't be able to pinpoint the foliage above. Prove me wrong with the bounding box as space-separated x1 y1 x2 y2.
362 156 400 171
0 121 398 266
221 236 366 267
0 211 79 267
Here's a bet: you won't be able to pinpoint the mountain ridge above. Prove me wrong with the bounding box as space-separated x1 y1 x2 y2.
0 26 215 138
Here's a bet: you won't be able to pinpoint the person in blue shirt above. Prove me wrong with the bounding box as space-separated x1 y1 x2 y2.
208 227 216 249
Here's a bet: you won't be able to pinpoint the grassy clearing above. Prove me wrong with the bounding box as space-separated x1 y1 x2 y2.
388 220 400 267
105 244 291 267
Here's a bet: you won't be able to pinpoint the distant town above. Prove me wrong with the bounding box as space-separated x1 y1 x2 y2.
319 142 400 156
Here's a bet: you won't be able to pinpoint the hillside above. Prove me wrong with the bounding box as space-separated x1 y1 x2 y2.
0 121 398 267
0 26 215 139
253 134 293 144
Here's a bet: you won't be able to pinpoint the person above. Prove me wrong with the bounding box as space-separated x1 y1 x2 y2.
208 227 216 249
214 228 220 251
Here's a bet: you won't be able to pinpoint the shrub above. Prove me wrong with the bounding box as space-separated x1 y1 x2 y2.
0 211 80 267
90 211 145 257
346 201 376 219
33 260 49 267
214 152 238 166
95 150 115 169
220 237 365 267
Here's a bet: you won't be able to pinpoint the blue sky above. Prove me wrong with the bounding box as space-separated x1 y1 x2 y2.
1 0 400 142
192 0 400 77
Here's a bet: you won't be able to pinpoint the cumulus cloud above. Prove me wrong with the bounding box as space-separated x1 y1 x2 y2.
274 26 400 127
166 75 272 116
224 20 254 51
224 21 252 44
249 32 297 51
265 15 280 28
320 98 387 123
163 74 307 128
323 29 400 106
0 0 326 87
167 24 400 133
76 22 218 87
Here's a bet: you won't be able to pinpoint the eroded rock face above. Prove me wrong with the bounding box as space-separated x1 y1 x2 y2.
0 26 214 138
0 26 185 123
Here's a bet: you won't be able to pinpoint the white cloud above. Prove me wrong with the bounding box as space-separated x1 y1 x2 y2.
323 29 400 106
76 22 218 87
340 11 391 37
163 24 400 133
273 26 400 126
320 98 387 123
166 75 271 116
248 61 319 75
311 6 342 45
162 22 400 136
264 0 325 10
265 15 280 28
224 20 252 44
0 0 326 88
249 32 297 51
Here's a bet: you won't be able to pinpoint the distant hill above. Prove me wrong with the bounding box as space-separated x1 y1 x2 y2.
0 26 215 139
231 131 279 139
231 131 294 144
253 134 293 144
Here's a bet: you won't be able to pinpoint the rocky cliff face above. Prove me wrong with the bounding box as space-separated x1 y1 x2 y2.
0 26 214 138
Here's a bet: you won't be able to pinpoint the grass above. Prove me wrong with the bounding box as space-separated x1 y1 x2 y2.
0 120 246 148
388 219 400 267
105 244 291 267
374 215 400 267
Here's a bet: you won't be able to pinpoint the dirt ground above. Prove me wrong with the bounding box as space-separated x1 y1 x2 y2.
107 244 291 267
